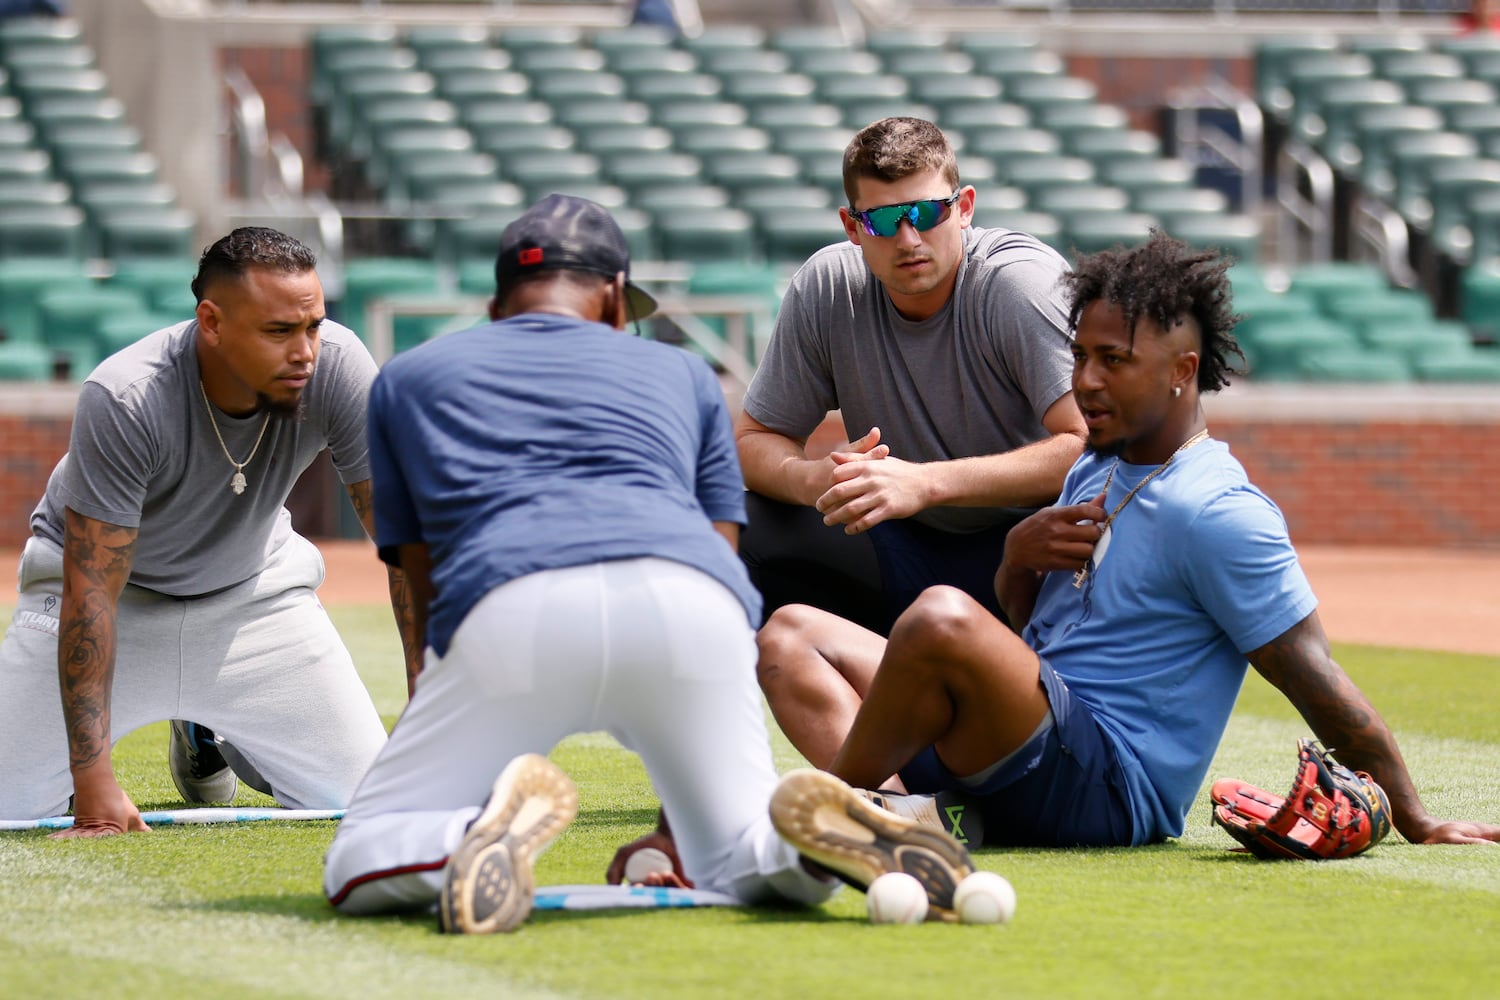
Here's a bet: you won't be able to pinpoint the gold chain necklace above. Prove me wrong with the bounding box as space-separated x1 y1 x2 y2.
1072 429 1211 589
199 380 271 496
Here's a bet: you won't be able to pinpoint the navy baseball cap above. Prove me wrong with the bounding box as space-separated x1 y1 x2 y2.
494 193 658 319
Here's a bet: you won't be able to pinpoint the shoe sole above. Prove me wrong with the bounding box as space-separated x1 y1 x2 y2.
168 721 237 804
770 769 974 920
440 754 579 935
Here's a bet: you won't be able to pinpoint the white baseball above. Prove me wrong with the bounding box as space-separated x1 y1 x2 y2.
622 846 674 884
953 870 1016 925
866 871 930 925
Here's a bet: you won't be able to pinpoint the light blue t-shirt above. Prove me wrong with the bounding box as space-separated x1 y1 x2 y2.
367 313 759 657
1023 439 1317 843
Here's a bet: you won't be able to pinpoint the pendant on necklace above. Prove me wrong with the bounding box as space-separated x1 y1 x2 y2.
1071 565 1089 589
231 471 247 495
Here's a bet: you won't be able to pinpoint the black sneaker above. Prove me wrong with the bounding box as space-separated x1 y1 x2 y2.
168 720 237 804
771 769 975 920
854 787 985 847
440 754 579 935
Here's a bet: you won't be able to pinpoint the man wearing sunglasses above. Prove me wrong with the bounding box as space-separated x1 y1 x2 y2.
736 117 1087 638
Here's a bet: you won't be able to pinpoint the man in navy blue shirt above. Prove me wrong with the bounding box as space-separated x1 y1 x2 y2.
323 195 974 933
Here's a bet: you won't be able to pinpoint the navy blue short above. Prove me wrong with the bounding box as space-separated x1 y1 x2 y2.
897 657 1135 847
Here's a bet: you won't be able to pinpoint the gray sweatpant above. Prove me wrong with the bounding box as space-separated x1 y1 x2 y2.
0 532 388 820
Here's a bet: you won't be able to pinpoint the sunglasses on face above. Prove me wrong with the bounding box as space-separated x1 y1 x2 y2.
850 191 961 238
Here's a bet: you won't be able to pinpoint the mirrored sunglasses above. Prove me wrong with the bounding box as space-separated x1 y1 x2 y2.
851 191 961 238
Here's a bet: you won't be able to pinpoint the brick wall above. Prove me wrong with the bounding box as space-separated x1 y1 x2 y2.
221 46 328 194
2 403 1496 549
1068 54 1255 132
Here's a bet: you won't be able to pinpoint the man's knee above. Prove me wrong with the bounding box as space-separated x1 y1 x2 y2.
754 604 827 693
889 586 989 659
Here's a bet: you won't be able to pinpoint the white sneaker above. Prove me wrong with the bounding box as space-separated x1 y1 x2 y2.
771 769 975 920
854 787 985 847
440 754 579 935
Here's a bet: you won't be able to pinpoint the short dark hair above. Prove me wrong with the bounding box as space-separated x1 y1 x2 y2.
1062 230 1246 393
191 227 318 303
842 117 959 207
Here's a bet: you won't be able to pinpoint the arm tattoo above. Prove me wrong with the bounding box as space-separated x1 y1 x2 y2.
347 480 424 694
59 509 136 773
1250 611 1427 838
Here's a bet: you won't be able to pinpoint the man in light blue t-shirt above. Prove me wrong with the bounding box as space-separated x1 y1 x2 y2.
756 231 1500 852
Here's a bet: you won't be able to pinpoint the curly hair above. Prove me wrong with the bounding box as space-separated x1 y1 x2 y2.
192 227 318 303
841 117 959 207
1062 230 1246 393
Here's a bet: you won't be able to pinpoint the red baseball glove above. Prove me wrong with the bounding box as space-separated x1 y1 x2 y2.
1209 738 1393 860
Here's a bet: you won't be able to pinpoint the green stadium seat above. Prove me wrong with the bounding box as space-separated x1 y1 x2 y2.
707 50 791 76
882 50 975 79
817 73 909 109
1301 78 1405 171
1067 129 1162 163
326 71 437 152
628 71 722 106
469 123 573 160
738 184 834 215
573 125 674 157
754 210 843 265
769 26 854 58
74 181 177 226
0 15 84 54
1033 184 1131 221
1422 159 1500 258
635 184 732 214
841 102 939 131
997 210 1064 250
788 50 882 85
95 312 181 360
603 47 698 82
1228 289 1321 345
1411 346 1500 381
353 97 461 162
1382 131 1478 218
677 25 766 56
1001 155 1096 198
494 26 584 52
39 120 143 160
944 103 1031 134
1286 261 1390 309
337 257 444 350
653 101 748 133
368 124 477 190
910 75 1003 121
0 178 69 210
1240 317 1358 381
415 48 513 77
1253 36 1341 116
1163 214 1262 263
1295 347 1411 382
1321 290 1435 338
0 257 93 344
1345 34 1427 62
954 32 1038 59
1376 50 1465 87
1134 187 1231 226
975 48 1065 84
310 24 400 98
433 70 530 111
1465 189 1500 261
675 125 771 157
0 117 37 150
95 208 197 261
9 65 109 107
0 147 50 185
24 94 127 131
1005 76 1099 112
0 205 87 260
56 149 160 190
1063 212 1158 256
967 127 1061 167
590 25 677 60
401 24 493 60
0 340 56 381
1361 319 1474 366
392 150 500 204
437 208 528 266
551 99 651 130
751 102 843 130
1460 259 1500 338
956 155 998 189
1282 52 1374 122
510 47 606 75
723 72 818 109
460 98 552 131
35 284 151 378
1406 78 1497 120
1036 102 1131 142
497 151 601 203
970 185 1028 226
605 152 704 199
527 181 628 210
705 152 802 196
864 28 949 57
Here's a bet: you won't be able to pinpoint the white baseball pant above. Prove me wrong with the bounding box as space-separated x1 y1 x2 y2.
324 557 835 914
0 531 388 819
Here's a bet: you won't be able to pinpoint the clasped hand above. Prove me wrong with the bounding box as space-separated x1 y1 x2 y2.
812 427 926 535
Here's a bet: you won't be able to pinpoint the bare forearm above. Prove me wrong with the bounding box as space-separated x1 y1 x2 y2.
995 562 1042 633
1251 617 1433 841
737 429 824 506
348 480 426 694
923 433 1086 510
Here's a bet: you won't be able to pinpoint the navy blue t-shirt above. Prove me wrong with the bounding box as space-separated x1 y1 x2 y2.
368 313 760 656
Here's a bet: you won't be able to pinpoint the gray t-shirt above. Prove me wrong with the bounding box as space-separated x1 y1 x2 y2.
32 318 376 597
742 225 1075 533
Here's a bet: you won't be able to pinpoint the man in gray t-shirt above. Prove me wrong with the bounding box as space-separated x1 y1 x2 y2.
738 117 1087 637
0 227 419 834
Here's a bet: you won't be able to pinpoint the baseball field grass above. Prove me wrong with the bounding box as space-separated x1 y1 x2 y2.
1 603 1496 999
